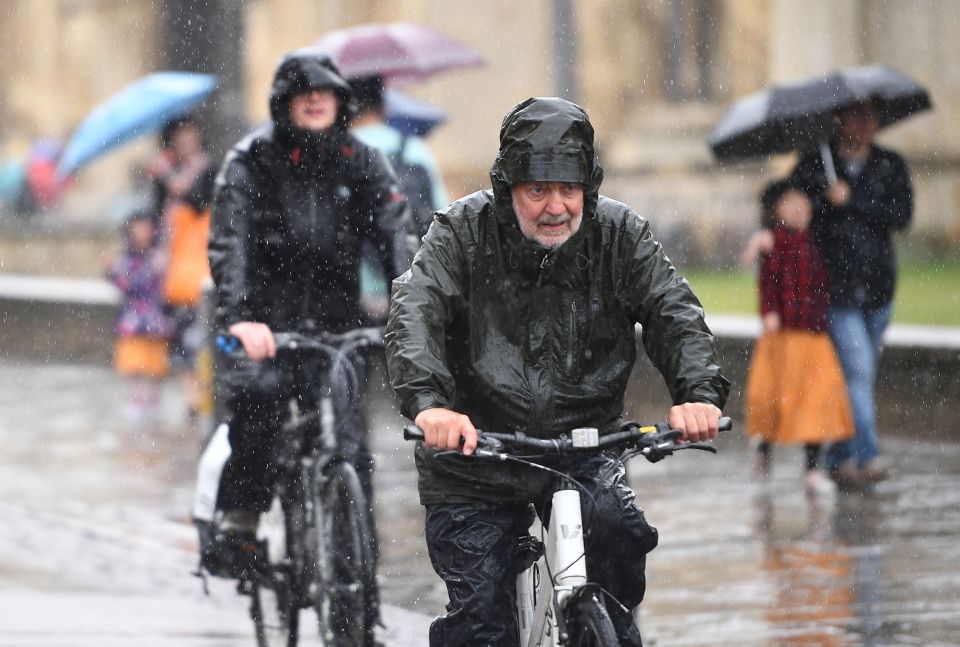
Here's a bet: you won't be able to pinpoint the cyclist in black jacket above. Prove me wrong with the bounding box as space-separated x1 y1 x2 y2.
200 49 413 559
386 97 728 646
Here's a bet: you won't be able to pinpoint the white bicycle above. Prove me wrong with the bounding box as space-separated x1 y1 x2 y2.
405 416 732 646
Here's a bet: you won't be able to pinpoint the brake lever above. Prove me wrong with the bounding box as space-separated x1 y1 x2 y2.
640 442 675 463
647 428 682 444
434 433 504 460
640 435 717 463
673 442 718 454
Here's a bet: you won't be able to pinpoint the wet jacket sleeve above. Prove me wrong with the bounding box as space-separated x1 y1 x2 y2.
619 215 730 408
207 150 257 327
359 148 415 280
790 148 912 232
848 153 912 231
386 214 466 419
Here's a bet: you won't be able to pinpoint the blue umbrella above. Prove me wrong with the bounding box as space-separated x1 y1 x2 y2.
384 88 446 137
57 72 217 177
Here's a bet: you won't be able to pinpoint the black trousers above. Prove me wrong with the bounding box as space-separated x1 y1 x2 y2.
216 353 374 514
424 454 657 647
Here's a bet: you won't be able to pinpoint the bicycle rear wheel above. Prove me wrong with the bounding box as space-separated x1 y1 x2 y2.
312 461 377 647
251 495 301 647
565 595 620 647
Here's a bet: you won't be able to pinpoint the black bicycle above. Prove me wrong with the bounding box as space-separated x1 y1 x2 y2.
219 328 382 647
405 416 732 646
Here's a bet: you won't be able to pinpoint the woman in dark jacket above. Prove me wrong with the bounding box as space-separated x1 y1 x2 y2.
197 50 412 565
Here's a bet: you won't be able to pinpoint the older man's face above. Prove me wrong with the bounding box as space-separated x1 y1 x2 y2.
289 87 338 131
511 181 585 248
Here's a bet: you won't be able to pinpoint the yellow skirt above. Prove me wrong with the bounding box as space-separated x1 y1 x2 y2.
115 336 169 378
745 330 853 445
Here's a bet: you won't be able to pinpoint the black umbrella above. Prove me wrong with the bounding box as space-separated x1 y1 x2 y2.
709 65 931 180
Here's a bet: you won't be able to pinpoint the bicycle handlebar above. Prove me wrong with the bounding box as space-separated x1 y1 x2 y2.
403 416 732 463
215 327 385 358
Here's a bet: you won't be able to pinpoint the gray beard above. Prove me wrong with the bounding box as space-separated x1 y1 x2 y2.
511 197 580 248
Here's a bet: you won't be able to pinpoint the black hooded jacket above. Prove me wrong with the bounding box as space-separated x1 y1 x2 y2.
386 98 729 504
208 50 413 331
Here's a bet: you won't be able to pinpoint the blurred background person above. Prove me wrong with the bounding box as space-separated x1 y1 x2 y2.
348 74 448 322
349 74 448 236
147 115 215 229
744 179 853 494
153 116 216 423
105 210 171 422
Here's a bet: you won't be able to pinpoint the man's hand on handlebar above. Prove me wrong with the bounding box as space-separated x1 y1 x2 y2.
228 321 276 362
414 408 478 455
668 402 722 442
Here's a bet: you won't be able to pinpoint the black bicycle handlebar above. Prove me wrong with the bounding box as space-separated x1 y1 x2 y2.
403 416 732 463
216 327 385 358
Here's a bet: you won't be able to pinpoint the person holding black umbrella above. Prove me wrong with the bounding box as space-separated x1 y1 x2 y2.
788 99 913 487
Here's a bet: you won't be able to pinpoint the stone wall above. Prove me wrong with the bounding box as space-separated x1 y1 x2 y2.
1 292 955 437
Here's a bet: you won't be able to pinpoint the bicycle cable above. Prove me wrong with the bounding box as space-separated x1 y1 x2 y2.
483 453 602 587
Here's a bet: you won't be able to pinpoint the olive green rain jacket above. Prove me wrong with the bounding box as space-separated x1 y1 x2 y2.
386 97 730 504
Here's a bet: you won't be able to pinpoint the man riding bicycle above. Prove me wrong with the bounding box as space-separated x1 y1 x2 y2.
197 49 413 572
385 97 730 646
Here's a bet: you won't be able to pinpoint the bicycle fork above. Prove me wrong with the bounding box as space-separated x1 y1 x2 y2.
517 489 587 646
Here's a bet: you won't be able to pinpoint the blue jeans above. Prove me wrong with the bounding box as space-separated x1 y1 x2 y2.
825 303 892 470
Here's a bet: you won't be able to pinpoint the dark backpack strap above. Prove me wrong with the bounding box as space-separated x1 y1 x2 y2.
389 133 410 170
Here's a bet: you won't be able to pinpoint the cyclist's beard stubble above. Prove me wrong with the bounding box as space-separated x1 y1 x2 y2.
511 197 583 249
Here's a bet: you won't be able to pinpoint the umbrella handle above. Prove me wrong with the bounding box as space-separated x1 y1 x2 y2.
819 141 838 185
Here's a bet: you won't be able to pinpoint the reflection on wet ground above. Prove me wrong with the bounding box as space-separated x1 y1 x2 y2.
1 362 959 645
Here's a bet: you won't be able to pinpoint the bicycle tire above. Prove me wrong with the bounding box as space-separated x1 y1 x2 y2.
251 494 302 647
312 461 377 647
564 595 621 647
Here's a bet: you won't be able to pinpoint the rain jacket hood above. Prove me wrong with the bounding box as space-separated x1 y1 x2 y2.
490 97 603 251
269 49 356 148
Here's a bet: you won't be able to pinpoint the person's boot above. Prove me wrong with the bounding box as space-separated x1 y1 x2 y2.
804 469 836 496
828 460 861 492
197 510 260 579
860 457 891 482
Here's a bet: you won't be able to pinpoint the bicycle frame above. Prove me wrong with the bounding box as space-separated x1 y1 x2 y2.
517 488 588 647
205 328 383 647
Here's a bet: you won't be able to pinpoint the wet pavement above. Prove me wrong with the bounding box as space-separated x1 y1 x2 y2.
1 361 959 646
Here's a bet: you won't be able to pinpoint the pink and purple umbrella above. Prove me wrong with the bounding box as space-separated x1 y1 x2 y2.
313 22 485 85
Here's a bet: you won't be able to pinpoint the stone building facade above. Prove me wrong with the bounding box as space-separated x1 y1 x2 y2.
1 0 957 264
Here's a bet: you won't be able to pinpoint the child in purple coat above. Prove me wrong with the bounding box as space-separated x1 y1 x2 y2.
106 211 170 420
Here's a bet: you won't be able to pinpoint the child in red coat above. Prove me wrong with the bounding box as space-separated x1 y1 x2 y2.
745 180 853 494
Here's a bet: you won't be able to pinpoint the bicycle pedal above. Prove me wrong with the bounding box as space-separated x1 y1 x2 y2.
203 532 263 580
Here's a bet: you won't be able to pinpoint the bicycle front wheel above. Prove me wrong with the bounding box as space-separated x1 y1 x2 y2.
251 494 301 647
312 461 377 647
565 595 620 647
